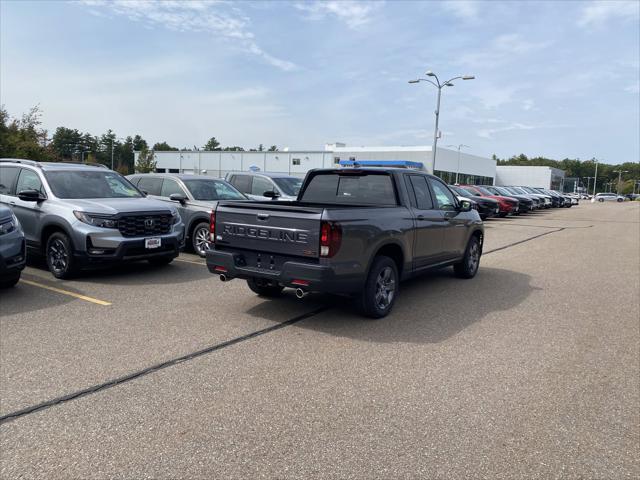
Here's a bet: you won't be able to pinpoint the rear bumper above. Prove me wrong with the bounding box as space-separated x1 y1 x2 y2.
206 249 362 293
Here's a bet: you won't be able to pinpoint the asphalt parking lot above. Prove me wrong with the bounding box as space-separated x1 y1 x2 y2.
1 202 639 479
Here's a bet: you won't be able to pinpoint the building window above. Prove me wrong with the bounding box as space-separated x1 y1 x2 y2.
292 158 301 166
349 157 355 161
168 169 179 173
333 157 340 164
155 168 166 173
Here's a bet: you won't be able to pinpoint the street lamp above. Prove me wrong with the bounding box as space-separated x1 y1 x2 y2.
613 169 629 193
409 71 475 173
446 144 470 184
592 158 599 199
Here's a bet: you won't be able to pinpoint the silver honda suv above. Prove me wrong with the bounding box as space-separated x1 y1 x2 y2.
0 159 185 279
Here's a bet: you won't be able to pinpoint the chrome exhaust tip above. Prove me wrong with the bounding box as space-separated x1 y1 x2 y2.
219 274 227 282
295 288 308 299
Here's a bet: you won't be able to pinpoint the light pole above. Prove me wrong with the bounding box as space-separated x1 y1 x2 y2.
584 176 594 194
592 158 599 198
409 71 475 173
446 144 469 184
613 170 628 193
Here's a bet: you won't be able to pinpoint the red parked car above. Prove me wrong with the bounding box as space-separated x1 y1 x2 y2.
458 185 519 217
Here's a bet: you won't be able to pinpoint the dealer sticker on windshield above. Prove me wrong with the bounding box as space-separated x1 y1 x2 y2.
145 238 161 249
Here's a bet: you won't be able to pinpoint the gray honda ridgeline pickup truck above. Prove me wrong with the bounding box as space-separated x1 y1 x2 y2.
206 168 484 318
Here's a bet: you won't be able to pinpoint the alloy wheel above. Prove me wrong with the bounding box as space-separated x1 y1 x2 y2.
468 241 480 274
194 227 211 256
48 239 68 274
375 266 396 310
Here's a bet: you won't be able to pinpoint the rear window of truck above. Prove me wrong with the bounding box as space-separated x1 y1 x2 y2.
300 172 398 206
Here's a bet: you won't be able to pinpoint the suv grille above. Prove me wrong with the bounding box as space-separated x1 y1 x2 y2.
118 214 172 237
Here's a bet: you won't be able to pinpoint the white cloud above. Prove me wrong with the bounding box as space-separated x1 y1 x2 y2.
578 1 640 28
476 122 570 139
441 1 480 21
294 1 380 29
522 99 535 111
78 0 297 71
458 33 551 69
624 83 640 94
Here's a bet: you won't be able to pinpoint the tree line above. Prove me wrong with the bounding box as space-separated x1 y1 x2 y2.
494 154 639 194
0 105 278 174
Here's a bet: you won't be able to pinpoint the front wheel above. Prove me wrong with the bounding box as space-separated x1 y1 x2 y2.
357 256 398 319
598 198 604 202
191 222 211 258
454 236 481 279
247 278 284 297
46 232 77 279
617 198 623 202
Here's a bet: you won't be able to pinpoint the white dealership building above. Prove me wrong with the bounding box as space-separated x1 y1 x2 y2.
495 165 565 190
137 144 497 185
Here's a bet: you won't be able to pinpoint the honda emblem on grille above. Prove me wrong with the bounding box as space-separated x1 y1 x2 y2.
145 219 155 228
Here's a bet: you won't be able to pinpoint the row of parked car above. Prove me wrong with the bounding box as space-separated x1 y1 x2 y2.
0 157 578 291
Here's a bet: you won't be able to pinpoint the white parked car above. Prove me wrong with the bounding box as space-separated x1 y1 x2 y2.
594 193 624 202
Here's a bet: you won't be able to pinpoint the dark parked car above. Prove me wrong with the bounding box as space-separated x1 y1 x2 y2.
128 173 246 257
207 168 484 318
449 185 499 219
458 185 518 217
0 204 26 288
484 186 535 211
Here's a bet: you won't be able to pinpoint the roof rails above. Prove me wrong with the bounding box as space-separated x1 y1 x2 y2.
0 158 40 167
0 159 109 169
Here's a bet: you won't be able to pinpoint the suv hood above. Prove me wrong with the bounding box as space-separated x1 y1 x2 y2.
64 197 176 215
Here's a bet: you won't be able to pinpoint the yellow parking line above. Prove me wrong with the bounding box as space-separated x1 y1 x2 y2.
175 258 205 266
20 279 112 306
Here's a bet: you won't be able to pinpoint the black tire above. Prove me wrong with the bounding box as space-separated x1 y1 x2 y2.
0 272 21 289
246 277 284 297
357 255 398 319
598 198 604 202
191 221 211 258
498 212 508 218
148 256 174 266
617 198 623 202
46 232 77 279
454 235 481 279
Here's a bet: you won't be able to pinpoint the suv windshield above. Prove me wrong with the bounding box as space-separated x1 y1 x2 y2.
46 170 142 199
273 177 303 196
183 179 245 201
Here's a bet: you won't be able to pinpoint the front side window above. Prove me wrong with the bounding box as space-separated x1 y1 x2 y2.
16 169 44 195
160 178 186 198
251 176 275 196
183 179 245 201
45 171 142 199
428 179 457 211
273 177 302 196
0 166 20 195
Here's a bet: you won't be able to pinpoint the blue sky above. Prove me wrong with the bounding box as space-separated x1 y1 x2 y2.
1 0 638 164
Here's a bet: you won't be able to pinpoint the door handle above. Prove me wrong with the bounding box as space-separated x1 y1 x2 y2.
416 214 425 220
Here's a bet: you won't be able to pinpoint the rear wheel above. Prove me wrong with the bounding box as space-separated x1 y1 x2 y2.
247 278 284 297
617 198 623 202
357 256 398 319
454 236 481 279
46 232 77 279
0 272 20 288
191 222 211 258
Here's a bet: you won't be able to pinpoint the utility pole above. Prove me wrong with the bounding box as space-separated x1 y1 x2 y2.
592 159 598 197
613 170 629 194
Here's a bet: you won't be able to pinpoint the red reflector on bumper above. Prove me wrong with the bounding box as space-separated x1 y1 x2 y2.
214 266 227 273
291 279 310 286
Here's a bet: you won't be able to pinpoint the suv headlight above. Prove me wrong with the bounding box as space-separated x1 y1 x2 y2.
0 213 19 235
74 211 118 229
171 209 181 224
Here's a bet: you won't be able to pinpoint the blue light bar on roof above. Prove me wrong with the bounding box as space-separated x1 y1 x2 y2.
338 160 424 169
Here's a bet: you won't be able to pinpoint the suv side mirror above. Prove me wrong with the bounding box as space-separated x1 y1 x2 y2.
263 190 280 199
18 189 45 202
169 193 187 204
458 199 473 212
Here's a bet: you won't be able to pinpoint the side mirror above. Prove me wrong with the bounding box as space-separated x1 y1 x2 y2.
169 193 187 204
459 199 473 212
18 189 45 202
263 190 280 199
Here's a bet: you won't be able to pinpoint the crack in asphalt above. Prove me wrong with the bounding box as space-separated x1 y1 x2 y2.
0 306 329 425
0 220 595 425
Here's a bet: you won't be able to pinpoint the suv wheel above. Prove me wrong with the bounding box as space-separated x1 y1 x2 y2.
191 222 211 258
357 256 398 319
246 278 284 297
454 236 481 279
46 232 77 279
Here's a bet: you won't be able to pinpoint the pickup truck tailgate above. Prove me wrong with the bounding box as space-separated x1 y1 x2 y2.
214 202 323 258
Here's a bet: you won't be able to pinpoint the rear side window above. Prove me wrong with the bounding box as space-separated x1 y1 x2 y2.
300 173 397 206
0 166 20 195
406 175 433 210
137 177 163 196
230 175 252 193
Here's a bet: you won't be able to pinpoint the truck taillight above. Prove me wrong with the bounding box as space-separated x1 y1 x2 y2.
209 211 216 242
320 221 341 257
